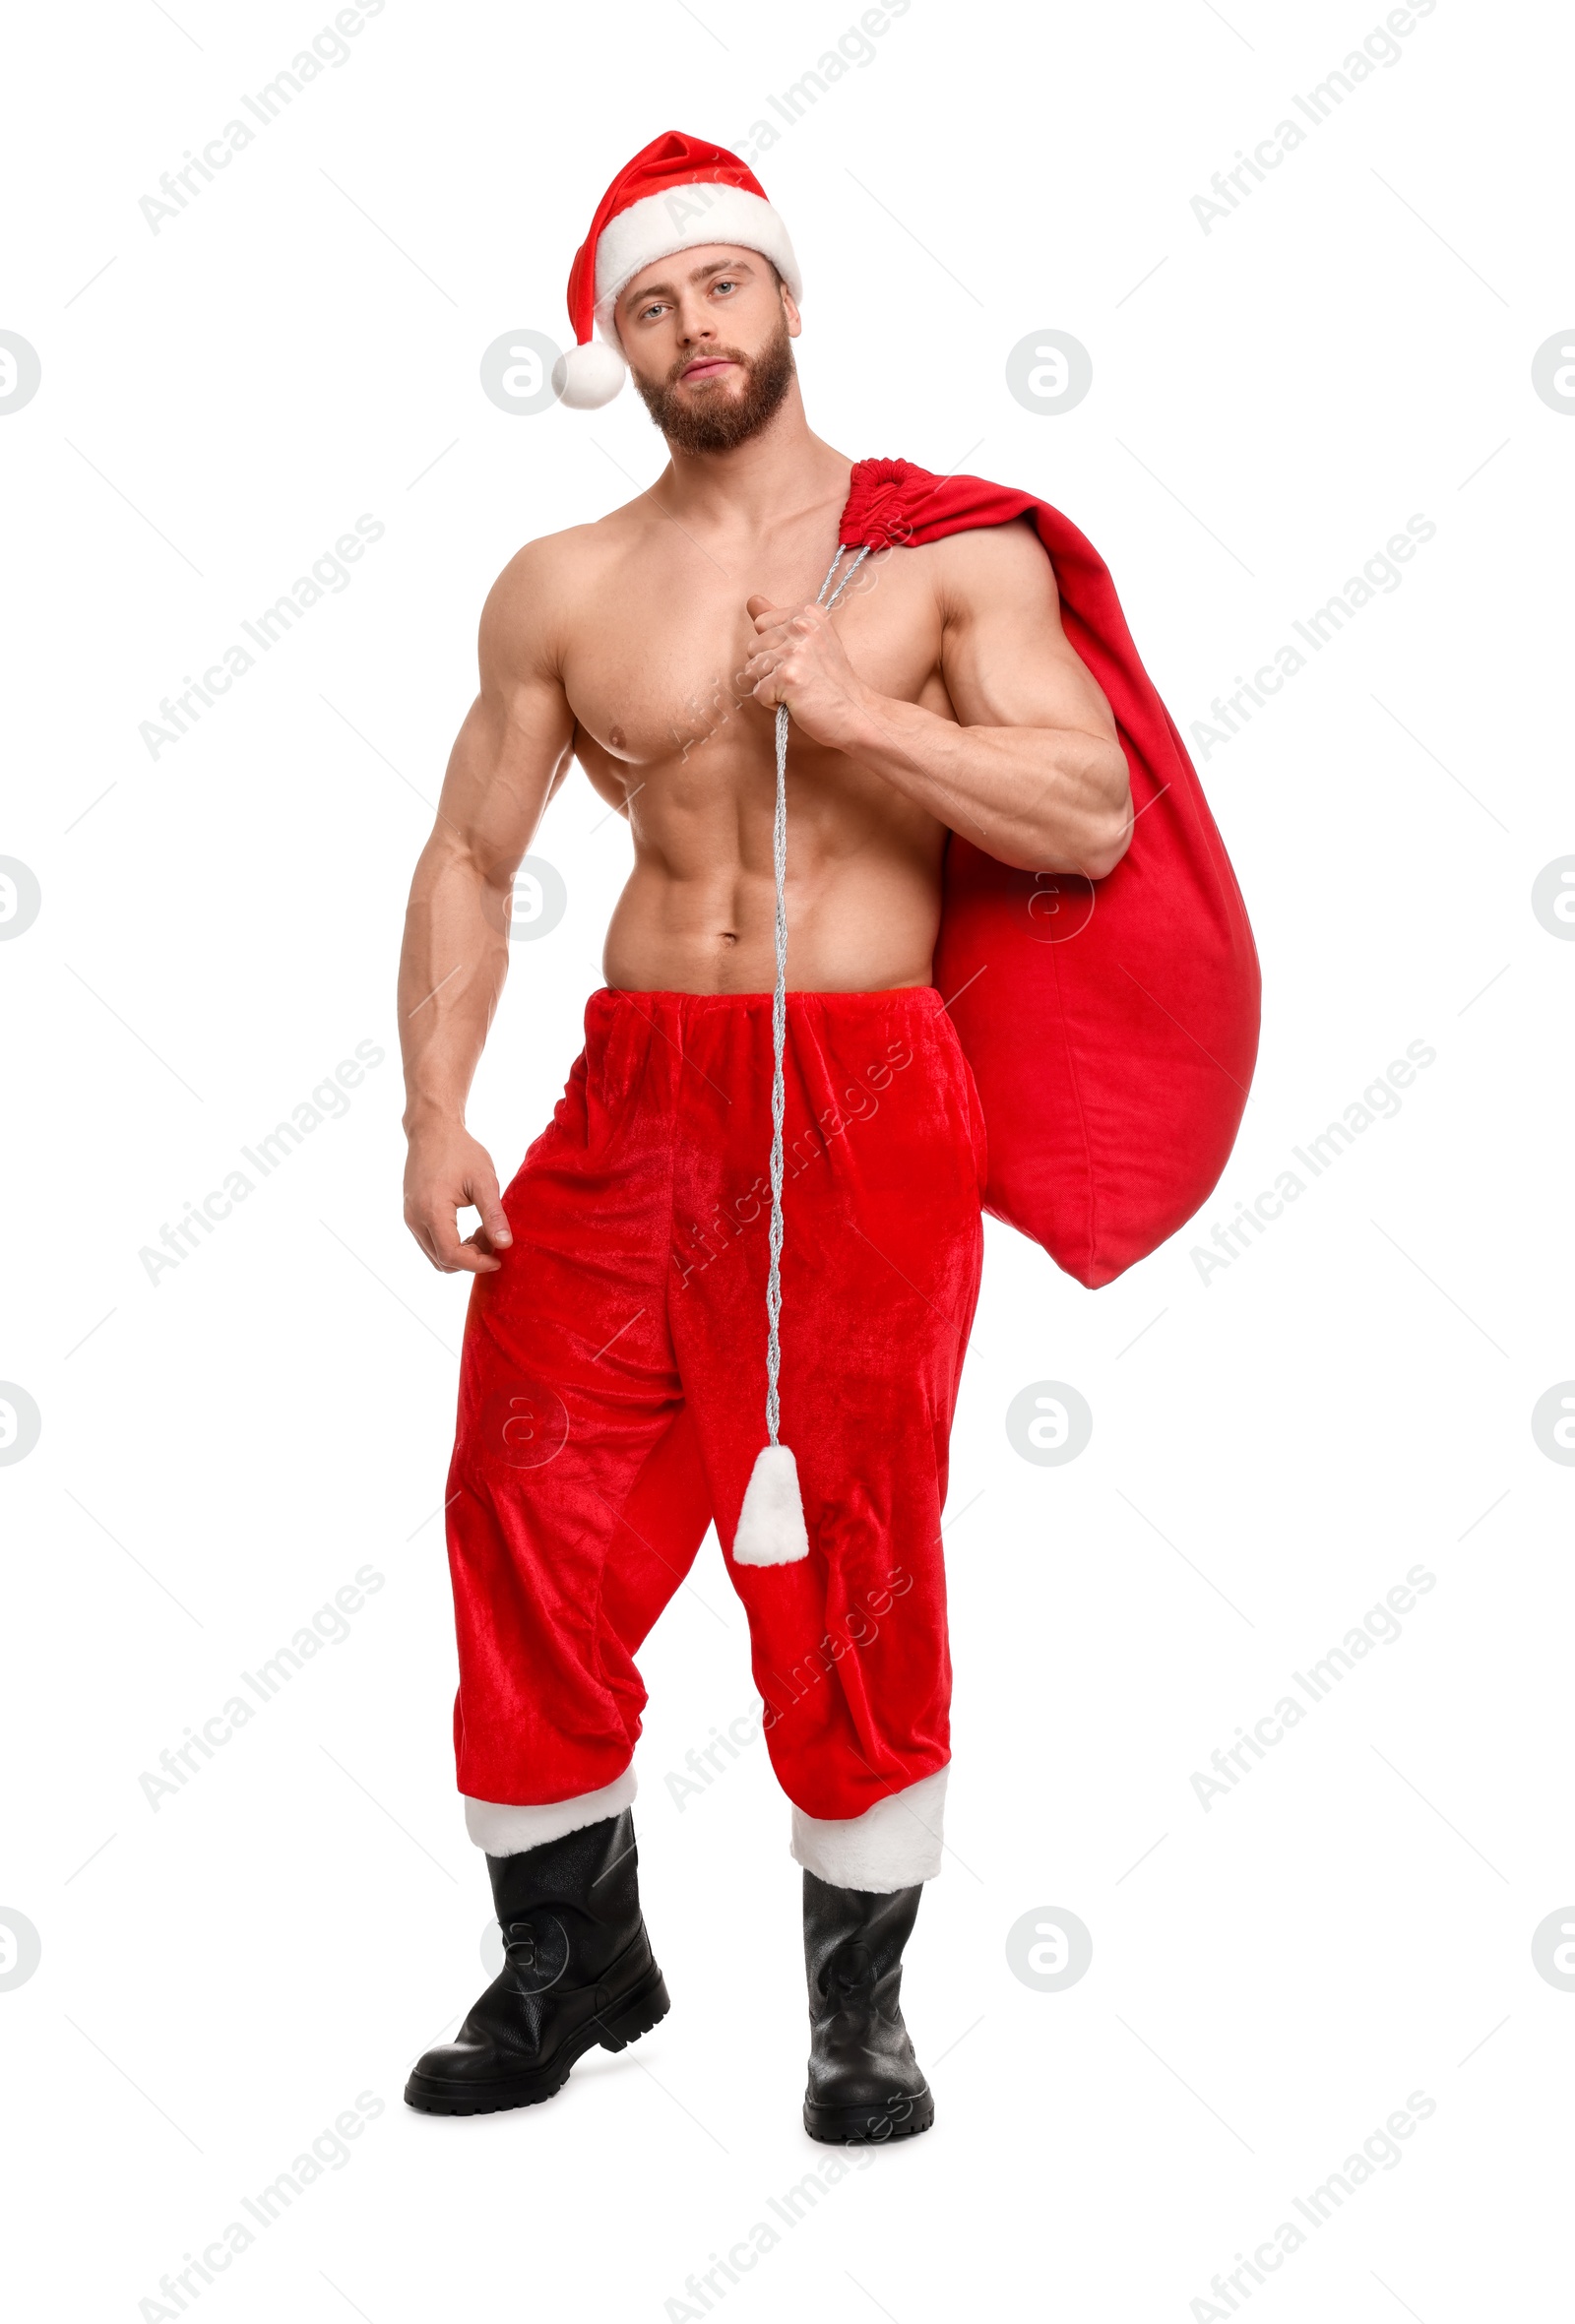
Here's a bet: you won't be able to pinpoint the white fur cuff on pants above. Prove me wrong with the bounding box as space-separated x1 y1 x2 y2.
789 1766 949 1892
464 1767 637 1856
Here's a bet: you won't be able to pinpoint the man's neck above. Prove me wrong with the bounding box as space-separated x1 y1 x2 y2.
652 380 850 538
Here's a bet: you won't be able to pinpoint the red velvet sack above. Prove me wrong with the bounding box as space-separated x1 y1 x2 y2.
839 458 1260 1288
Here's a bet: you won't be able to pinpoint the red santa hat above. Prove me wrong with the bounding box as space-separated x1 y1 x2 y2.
553 130 803 410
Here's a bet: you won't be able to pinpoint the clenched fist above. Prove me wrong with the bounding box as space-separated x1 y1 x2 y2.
740 595 873 752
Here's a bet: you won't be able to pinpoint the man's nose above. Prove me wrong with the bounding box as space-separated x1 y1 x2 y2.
676 303 718 345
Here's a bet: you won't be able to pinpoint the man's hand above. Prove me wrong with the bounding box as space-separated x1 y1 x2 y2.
740 595 874 751
739 528 1133 879
404 1120 514 1275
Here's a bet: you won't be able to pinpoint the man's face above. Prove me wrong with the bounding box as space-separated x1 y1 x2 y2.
615 243 798 454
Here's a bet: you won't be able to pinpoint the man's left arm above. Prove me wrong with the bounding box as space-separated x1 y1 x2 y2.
743 521 1132 877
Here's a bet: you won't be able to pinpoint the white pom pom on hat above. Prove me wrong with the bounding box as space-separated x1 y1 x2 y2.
557 128 802 411
552 339 629 410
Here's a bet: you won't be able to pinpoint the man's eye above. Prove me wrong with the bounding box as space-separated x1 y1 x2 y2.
714 280 735 293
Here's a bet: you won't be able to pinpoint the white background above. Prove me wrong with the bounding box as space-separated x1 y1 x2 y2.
3 1 1572 2318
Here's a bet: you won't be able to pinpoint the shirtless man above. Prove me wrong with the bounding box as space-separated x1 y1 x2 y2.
397 133 1130 2140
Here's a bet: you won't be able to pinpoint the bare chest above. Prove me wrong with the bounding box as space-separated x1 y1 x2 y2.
561 542 947 775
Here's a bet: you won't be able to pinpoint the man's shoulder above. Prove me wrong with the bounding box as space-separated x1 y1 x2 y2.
909 512 1058 616
489 505 637 605
916 511 1049 575
479 504 646 666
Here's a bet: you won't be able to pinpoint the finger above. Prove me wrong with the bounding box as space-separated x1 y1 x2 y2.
405 1202 451 1270
416 1205 471 1274
470 1168 512 1250
455 1229 504 1275
748 598 797 633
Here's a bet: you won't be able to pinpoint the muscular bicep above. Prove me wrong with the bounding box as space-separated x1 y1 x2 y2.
429 552 578 892
935 521 1119 746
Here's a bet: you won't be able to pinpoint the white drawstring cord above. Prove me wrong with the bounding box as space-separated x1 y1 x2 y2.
763 540 872 1446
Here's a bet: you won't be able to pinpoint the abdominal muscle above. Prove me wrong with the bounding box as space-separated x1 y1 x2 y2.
590 732 949 998
602 853 944 995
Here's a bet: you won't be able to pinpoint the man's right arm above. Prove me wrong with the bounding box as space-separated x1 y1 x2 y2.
399 543 577 1275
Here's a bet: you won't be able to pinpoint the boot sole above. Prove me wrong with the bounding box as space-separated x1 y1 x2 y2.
403 1966 670 2116
803 2085 935 2145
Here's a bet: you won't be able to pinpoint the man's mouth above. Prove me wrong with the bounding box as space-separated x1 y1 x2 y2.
679 356 735 384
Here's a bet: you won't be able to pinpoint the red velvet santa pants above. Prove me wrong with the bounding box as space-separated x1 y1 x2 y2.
443 985 986 1884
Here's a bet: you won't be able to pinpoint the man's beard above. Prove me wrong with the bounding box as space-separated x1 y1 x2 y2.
633 320 795 454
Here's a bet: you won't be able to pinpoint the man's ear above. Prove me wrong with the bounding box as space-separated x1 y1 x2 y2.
781 284 802 340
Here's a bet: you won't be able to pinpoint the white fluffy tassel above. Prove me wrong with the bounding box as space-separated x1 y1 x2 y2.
552 339 626 409
732 1443 811 1566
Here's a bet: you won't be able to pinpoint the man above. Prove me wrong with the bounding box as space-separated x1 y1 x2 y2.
397 131 1132 2140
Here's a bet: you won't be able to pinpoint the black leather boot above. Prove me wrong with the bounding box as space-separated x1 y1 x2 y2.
801 1870 934 2144
405 1809 668 2115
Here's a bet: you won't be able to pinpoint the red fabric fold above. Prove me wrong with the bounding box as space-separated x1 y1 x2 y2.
840 456 1261 1287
